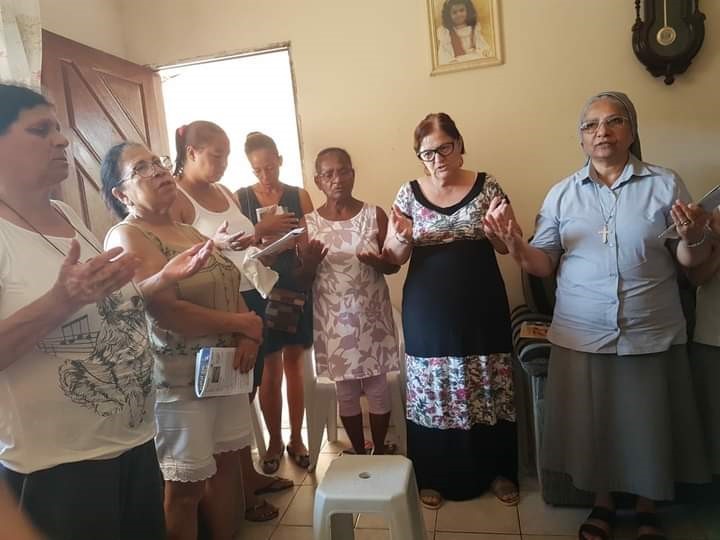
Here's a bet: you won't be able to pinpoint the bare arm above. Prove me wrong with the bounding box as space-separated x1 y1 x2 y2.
0 482 43 540
105 225 262 341
482 199 556 277
672 201 712 268
0 241 138 370
382 206 413 266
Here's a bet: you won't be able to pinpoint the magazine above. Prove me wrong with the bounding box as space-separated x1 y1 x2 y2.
248 227 305 259
195 347 253 398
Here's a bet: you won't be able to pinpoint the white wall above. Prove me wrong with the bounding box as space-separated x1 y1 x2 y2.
65 0 720 307
40 0 126 57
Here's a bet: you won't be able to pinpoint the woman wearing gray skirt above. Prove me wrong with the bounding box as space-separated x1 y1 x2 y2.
484 91 712 540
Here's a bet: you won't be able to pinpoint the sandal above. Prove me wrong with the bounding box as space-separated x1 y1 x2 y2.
261 449 284 475
371 442 398 455
420 488 444 510
491 477 520 506
286 444 310 469
253 475 293 496
636 511 666 540
244 499 279 522
578 506 615 540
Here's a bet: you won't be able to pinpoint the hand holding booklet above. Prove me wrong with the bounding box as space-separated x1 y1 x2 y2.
248 227 305 259
195 347 253 398
658 184 720 239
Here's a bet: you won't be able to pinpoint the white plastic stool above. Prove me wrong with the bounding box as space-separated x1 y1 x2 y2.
306 348 338 471
313 455 424 540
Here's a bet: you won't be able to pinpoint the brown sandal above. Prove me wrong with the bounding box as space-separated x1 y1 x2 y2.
253 475 293 495
244 499 279 522
286 444 310 469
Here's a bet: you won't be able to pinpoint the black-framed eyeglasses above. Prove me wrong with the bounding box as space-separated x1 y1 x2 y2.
122 156 173 182
416 141 455 162
316 167 354 181
579 115 629 135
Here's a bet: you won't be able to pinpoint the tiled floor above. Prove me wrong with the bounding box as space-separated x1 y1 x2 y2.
234 428 719 540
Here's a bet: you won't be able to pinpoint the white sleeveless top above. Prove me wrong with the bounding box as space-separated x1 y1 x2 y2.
177 184 255 292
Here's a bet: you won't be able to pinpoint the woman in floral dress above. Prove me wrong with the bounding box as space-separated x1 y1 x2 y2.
384 113 518 508
306 147 400 455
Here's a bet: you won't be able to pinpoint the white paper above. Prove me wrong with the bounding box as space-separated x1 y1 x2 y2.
195 347 253 398
658 184 720 239
248 227 304 259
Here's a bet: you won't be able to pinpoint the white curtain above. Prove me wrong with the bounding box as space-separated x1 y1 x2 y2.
0 0 41 88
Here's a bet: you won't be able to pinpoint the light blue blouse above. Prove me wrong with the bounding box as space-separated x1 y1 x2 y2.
531 154 689 355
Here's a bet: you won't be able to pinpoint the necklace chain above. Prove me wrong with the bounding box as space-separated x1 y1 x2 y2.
0 199 102 257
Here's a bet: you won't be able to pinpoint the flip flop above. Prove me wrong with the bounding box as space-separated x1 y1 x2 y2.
253 475 293 496
244 499 279 522
491 477 520 506
636 511 666 540
420 489 444 510
371 442 398 455
578 506 615 540
261 449 284 475
286 444 310 469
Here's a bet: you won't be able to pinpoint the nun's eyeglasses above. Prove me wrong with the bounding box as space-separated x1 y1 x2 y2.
580 115 629 135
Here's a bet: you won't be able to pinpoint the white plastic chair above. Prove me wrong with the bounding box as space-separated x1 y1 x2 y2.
307 307 407 471
313 455 425 540
249 396 267 457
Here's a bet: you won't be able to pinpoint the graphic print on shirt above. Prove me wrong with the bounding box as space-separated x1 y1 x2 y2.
37 292 153 427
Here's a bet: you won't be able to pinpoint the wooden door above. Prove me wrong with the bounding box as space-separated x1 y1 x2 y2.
42 30 169 239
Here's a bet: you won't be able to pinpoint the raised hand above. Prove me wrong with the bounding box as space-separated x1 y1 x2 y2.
213 220 255 251
300 239 328 271
482 197 524 253
357 248 400 274
233 336 259 373
671 200 710 243
390 205 413 244
255 212 299 240
161 240 213 284
51 240 139 309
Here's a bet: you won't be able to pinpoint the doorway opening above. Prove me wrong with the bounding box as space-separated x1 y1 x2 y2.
159 48 304 192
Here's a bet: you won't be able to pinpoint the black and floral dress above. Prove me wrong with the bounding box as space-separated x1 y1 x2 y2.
394 172 517 500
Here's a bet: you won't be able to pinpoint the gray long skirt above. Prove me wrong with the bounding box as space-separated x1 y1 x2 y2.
541 344 711 501
690 342 720 474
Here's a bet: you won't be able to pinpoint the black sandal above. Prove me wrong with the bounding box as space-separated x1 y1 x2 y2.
578 506 615 540
636 511 666 540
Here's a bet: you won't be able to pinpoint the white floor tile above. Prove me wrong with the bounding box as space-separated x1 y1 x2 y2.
436 533 521 540
270 525 314 540
281 485 316 526
233 523 274 540
517 491 587 536
436 494 520 534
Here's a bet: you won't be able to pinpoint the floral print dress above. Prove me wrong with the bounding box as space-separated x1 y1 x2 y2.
394 173 517 500
306 204 398 381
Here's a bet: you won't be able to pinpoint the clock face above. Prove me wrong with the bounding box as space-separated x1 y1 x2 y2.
648 0 692 57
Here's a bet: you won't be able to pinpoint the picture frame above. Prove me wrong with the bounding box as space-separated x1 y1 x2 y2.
427 0 503 75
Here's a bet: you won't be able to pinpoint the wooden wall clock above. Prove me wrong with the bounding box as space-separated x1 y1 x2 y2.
632 0 705 85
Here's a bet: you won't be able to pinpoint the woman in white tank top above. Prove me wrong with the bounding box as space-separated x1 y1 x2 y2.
169 121 293 522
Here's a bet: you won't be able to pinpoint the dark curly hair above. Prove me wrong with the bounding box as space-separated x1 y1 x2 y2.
441 0 477 30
